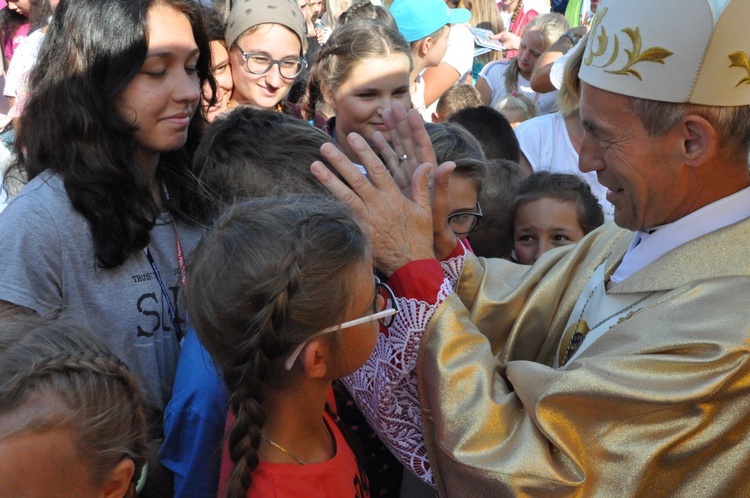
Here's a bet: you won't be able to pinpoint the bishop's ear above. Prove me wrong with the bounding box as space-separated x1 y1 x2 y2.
679 114 717 168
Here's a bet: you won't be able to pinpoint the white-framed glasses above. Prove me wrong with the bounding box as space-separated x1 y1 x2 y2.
284 277 399 370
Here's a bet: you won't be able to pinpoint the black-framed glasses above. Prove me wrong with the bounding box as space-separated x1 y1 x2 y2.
235 46 307 79
448 203 483 235
284 276 399 370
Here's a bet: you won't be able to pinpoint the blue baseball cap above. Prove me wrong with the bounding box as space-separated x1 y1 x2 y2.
390 0 471 43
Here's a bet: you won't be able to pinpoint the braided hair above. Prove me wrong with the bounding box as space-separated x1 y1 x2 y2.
187 196 369 497
0 315 148 489
301 18 411 120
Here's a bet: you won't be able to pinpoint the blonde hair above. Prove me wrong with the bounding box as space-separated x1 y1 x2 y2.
494 93 538 124
466 0 505 65
556 32 588 116
503 13 569 94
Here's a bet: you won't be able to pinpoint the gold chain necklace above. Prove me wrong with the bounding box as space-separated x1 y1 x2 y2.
261 420 336 465
560 281 656 366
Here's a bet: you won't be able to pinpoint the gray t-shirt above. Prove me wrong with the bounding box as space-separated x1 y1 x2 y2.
0 171 202 417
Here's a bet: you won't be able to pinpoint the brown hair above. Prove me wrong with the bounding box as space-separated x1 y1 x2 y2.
435 84 482 121
426 122 487 196
191 107 342 224
187 196 369 497
467 158 527 259
511 171 604 235
0 315 147 488
302 18 412 119
556 32 588 116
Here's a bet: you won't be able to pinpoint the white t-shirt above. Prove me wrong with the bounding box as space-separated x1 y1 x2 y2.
515 111 615 220
479 60 558 115
412 72 429 122
423 23 475 119
3 28 44 99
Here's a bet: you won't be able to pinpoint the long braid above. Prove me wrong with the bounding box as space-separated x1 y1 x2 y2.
221 218 311 497
188 197 368 497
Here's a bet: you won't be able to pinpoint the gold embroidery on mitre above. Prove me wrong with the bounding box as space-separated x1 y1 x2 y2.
728 51 750 87
584 7 674 81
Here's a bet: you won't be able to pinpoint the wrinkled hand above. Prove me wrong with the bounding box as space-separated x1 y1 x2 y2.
369 101 458 261
312 134 438 276
372 102 438 197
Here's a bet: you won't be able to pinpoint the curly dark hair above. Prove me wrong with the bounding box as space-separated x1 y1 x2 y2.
4 0 215 268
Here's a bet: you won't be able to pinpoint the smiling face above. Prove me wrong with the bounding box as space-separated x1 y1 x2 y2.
578 83 686 231
516 30 544 77
513 197 585 264
326 54 411 159
116 4 201 169
229 24 302 109
203 40 233 122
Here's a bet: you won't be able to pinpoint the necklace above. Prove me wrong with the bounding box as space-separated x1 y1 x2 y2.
560 279 656 366
261 419 336 465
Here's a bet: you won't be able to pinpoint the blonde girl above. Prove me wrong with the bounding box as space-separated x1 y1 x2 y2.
476 12 568 114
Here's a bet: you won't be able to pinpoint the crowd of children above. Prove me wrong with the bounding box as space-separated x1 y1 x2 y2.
0 0 611 497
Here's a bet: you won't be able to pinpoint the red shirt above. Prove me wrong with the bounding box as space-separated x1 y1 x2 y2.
218 410 370 498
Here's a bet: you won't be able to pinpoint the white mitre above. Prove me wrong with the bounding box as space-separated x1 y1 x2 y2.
578 0 750 105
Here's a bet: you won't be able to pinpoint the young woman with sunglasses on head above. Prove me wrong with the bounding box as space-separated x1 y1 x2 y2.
188 196 397 498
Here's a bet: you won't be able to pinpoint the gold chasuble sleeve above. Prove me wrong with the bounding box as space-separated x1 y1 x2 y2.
417 221 750 497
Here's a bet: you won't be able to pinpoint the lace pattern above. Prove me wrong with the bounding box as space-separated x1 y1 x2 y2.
342 249 466 484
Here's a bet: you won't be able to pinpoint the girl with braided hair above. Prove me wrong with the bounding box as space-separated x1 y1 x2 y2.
0 315 148 498
188 196 396 498
302 18 412 163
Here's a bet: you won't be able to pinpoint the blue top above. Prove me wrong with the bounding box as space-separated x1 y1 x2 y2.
159 328 230 498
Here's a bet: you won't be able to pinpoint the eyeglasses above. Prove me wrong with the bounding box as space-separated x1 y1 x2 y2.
235 46 307 79
284 277 399 370
448 203 483 235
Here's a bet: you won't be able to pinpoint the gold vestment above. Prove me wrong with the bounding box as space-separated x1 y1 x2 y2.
418 220 750 496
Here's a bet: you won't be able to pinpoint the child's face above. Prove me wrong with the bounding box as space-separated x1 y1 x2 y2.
0 426 123 498
8 0 32 17
203 40 234 122
447 175 480 240
327 54 411 157
513 197 585 265
517 31 544 76
426 25 450 68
